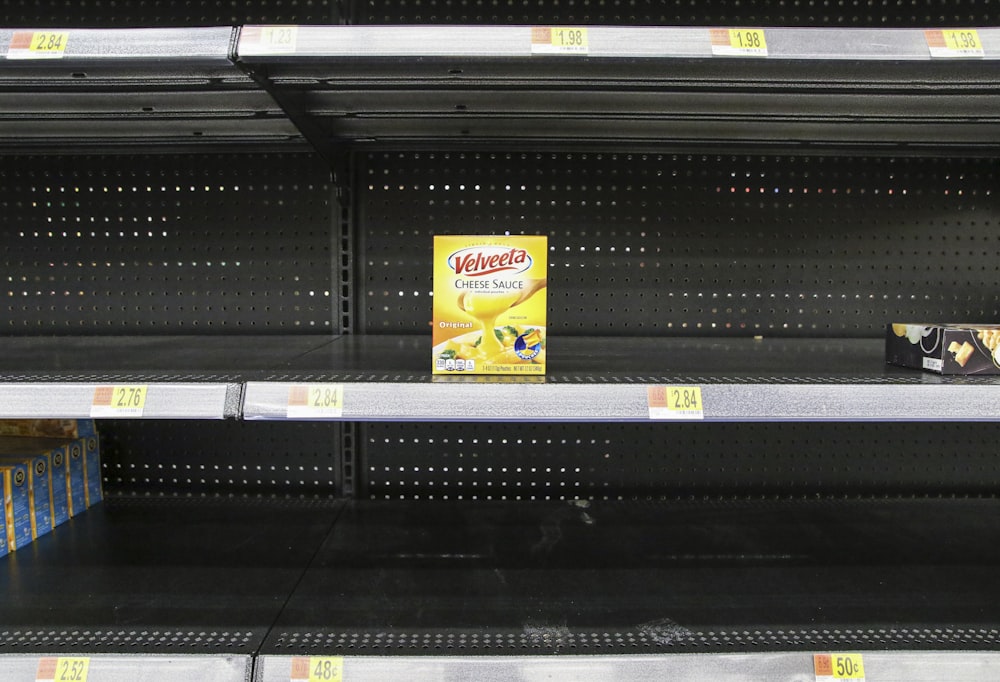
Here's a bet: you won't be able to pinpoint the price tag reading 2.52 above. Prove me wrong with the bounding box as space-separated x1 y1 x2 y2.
90 385 147 418
647 386 705 420
814 653 866 681
290 656 344 682
287 384 344 419
36 657 90 682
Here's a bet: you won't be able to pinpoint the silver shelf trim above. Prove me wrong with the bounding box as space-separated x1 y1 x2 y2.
238 25 1000 60
0 654 250 682
0 382 235 419
1 27 234 61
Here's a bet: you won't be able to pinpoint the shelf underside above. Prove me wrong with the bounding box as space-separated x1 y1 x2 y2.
2 496 999 663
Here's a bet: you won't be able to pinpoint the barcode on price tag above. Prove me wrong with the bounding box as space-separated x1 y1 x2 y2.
36 657 90 682
7 31 70 59
287 384 344 419
291 656 343 682
531 27 589 55
814 653 866 681
925 29 984 57
242 25 299 53
710 28 768 56
91 385 147 418
648 386 705 420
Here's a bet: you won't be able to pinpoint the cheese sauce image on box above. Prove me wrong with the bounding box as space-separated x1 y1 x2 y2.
433 235 548 375
0 462 33 551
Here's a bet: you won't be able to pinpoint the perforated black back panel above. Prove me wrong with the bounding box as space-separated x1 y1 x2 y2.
101 420 343 497
359 152 1000 337
0 152 334 334
0 0 339 27
365 422 1000 499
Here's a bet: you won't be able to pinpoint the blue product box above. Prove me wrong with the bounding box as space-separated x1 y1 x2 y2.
81 435 102 508
0 453 53 540
0 437 72 529
0 462 33 551
0 497 7 557
65 440 86 517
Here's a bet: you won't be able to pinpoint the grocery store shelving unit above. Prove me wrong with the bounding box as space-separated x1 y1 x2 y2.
3 3 1000 680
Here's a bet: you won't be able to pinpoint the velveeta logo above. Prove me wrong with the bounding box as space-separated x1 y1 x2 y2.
448 246 531 277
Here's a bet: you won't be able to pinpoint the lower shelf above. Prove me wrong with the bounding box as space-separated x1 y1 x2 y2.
1 496 999 679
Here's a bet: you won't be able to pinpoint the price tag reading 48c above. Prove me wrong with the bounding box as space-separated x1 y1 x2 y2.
36 657 90 682
648 385 705 420
290 656 343 682
814 653 866 681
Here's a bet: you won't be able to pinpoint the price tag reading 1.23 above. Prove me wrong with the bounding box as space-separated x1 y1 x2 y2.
90 385 147 418
7 31 70 59
814 653 866 681
36 657 90 682
648 386 705 420
531 27 589 55
287 384 344 419
290 656 344 682
926 29 984 57
711 28 768 56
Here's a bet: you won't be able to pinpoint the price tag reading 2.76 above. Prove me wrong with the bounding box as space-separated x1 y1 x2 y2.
647 386 705 420
90 385 147 418
287 384 344 419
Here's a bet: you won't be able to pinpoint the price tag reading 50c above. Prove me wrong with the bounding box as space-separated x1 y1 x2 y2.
814 653 866 681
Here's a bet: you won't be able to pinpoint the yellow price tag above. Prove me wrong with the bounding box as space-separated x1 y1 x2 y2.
814 653 866 680
8 31 70 59
36 657 90 682
290 656 344 682
926 29 984 57
647 386 705 420
287 384 344 418
531 27 589 54
711 28 768 56
91 385 148 417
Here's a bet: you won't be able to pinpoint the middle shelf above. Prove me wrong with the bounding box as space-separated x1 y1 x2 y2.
0 335 996 421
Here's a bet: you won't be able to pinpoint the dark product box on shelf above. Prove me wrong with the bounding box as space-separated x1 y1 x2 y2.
0 419 80 440
0 449 53 540
0 438 71 528
886 323 1000 374
0 497 6 557
0 461 33 551
65 440 87 517
81 433 103 508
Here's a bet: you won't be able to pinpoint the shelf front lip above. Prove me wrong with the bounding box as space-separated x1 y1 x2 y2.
243 381 1000 422
0 382 238 419
0 654 250 680
256 652 1000 681
0 27 235 62
238 25 1000 60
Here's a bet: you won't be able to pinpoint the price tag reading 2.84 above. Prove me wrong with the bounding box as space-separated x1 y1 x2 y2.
647 385 705 420
7 31 70 59
287 384 344 419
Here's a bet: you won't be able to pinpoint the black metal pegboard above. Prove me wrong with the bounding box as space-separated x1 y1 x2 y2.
100 420 343 497
0 0 340 28
359 151 1000 337
364 422 1000 499
354 0 1000 26
0 152 335 334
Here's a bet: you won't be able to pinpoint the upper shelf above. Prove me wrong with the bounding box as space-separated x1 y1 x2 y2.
0 27 298 150
236 25 1000 153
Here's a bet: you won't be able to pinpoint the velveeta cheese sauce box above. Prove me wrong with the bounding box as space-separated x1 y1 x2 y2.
433 235 547 375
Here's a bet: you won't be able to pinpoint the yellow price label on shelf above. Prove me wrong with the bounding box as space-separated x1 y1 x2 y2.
531 27 589 55
91 385 148 417
287 384 344 418
7 31 70 59
647 385 705 420
244 25 299 53
926 29 984 57
711 28 768 56
36 657 90 682
814 653 866 681
291 656 344 682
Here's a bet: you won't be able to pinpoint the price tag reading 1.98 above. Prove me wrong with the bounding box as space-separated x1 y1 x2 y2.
531 27 589 55
36 657 90 682
926 29 984 57
710 28 768 56
814 653 866 681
